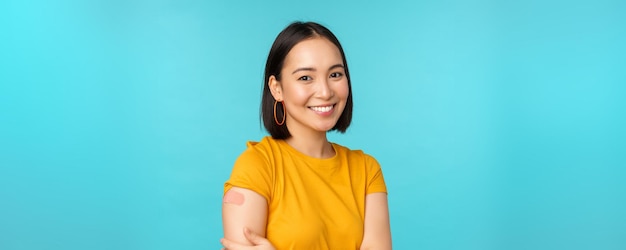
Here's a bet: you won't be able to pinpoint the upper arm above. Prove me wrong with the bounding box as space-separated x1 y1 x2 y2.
360 192 392 250
222 186 268 246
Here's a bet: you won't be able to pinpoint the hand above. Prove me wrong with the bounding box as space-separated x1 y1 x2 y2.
220 228 276 250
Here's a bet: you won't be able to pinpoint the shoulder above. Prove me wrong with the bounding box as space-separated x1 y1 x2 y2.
235 136 280 165
333 143 380 167
239 136 275 155
333 143 386 192
245 136 280 152
227 137 277 200
229 136 281 183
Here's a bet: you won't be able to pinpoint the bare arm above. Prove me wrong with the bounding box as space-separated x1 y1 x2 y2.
222 186 269 246
360 192 392 250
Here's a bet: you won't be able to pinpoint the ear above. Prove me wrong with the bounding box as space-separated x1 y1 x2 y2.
268 75 283 101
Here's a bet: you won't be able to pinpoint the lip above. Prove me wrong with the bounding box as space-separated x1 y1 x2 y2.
308 104 336 116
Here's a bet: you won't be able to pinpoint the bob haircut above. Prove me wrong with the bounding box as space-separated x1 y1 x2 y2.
261 21 353 139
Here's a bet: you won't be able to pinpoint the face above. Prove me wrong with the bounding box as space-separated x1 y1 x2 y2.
269 37 349 136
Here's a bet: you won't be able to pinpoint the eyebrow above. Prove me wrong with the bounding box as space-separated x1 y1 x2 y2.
292 64 345 74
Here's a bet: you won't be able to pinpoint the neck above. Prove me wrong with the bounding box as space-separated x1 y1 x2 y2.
285 131 334 159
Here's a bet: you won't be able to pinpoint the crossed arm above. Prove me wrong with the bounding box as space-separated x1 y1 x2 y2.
360 192 392 250
221 187 272 249
221 187 391 250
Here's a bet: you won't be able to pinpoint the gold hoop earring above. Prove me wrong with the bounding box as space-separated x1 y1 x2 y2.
274 100 286 126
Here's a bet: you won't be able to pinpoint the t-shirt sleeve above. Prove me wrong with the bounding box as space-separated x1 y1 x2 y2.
224 147 272 203
365 154 387 194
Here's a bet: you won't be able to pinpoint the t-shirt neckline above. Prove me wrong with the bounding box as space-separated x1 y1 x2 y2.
274 137 341 165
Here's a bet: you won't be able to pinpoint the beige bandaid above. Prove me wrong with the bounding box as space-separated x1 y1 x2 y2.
223 190 245 205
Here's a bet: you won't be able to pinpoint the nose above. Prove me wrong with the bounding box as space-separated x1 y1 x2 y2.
316 78 334 99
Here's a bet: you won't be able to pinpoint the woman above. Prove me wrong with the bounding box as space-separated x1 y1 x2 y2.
221 21 391 250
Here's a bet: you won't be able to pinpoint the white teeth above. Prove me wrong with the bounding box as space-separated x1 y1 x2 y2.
310 105 333 112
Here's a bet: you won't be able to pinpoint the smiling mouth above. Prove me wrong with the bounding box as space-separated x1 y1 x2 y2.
308 104 335 112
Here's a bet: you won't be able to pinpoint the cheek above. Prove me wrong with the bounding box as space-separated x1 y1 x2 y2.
335 81 350 100
283 85 310 104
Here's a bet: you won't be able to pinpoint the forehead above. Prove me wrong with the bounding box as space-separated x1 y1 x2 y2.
283 37 343 69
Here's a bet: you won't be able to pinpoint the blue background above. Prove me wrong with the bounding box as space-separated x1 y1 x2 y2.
1 0 625 249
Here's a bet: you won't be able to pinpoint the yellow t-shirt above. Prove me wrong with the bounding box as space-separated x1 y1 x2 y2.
224 136 387 250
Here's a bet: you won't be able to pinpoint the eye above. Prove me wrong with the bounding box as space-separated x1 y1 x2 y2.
298 75 312 81
329 72 343 78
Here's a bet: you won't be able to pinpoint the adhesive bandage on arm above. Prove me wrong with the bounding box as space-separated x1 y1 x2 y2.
223 189 245 205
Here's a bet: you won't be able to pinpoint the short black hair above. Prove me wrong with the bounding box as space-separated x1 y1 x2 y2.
261 21 353 139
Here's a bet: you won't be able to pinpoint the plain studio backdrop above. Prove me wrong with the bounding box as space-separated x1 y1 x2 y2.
1 0 624 249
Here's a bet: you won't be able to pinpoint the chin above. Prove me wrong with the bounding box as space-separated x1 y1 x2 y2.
316 125 337 132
